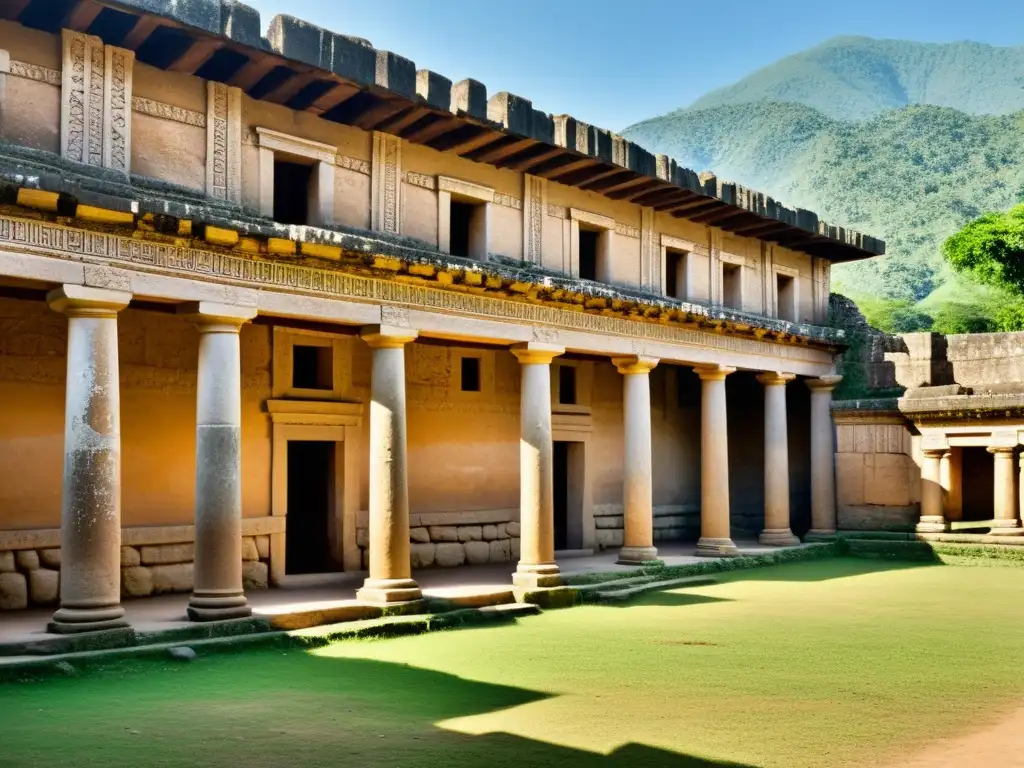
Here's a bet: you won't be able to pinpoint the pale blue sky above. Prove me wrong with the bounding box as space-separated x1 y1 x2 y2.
244 0 1024 131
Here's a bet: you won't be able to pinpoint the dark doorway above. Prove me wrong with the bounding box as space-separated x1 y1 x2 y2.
554 441 569 551
578 229 599 281
450 200 474 258
286 441 338 574
273 159 313 225
961 447 995 522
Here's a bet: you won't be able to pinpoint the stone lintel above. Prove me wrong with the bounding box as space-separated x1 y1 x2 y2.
360 324 418 348
806 374 843 392
46 284 132 316
756 371 797 386
178 301 258 329
612 355 659 375
510 341 564 365
693 364 736 381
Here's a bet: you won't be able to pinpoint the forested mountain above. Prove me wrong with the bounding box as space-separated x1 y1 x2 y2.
622 37 1024 319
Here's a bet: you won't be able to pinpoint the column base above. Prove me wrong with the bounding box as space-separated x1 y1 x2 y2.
803 529 837 542
915 516 950 533
512 563 561 589
356 577 423 604
187 592 252 622
695 537 740 557
48 605 129 635
759 529 801 547
616 546 659 565
989 520 1024 536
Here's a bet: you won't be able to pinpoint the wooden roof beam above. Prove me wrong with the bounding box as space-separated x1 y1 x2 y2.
231 56 281 92
469 137 537 165
121 15 163 50
607 179 664 201
65 0 103 30
166 37 222 74
306 83 360 117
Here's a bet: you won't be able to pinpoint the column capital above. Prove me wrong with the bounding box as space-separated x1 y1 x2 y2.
756 371 797 386
612 355 658 375
693 364 735 382
178 301 257 332
47 285 132 317
360 325 418 348
805 375 843 392
511 341 564 365
923 448 950 460
988 445 1017 456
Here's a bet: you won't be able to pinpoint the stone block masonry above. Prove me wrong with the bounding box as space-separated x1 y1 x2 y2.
0 535 272 611
358 513 520 570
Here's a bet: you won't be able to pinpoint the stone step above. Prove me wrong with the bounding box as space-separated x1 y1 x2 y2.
422 586 516 610
476 602 541 618
594 575 718 602
573 575 658 594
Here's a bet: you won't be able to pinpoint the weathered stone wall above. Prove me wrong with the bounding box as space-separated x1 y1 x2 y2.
0 296 272 529
0 534 270 610
833 407 920 531
945 332 1024 389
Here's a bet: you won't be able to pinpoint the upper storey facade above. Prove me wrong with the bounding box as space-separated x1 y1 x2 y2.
0 0 883 331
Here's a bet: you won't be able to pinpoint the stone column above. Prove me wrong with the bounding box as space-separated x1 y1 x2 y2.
757 372 800 546
357 325 422 603
805 375 842 541
917 449 949 532
694 365 738 557
47 285 132 634
990 447 1023 535
613 355 660 564
511 342 564 587
179 302 257 621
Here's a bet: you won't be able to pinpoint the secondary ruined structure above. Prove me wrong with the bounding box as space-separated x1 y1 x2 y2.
0 0 885 630
835 330 1024 536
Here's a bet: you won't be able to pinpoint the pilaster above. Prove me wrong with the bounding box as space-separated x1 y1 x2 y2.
523 174 546 265
61 31 134 173
371 131 402 234
206 81 242 205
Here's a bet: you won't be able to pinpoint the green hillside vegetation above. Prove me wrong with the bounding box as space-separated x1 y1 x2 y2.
625 102 1024 317
687 36 1024 120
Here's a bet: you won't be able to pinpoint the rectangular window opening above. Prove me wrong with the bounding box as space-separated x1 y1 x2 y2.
460 356 481 392
273 159 314 225
449 200 476 258
293 344 333 390
776 273 796 322
578 229 599 281
666 249 687 299
722 263 742 309
558 365 577 405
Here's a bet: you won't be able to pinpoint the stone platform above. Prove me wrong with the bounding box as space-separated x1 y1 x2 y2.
0 542 802 658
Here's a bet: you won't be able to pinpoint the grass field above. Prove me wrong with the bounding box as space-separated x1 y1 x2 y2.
4 558 1024 768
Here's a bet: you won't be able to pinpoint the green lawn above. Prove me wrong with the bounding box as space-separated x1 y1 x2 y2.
4 558 1024 768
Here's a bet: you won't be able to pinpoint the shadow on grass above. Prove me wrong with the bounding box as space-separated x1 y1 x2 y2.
0 640 755 768
604 592 732 609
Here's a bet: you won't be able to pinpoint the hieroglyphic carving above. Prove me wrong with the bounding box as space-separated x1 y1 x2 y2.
60 30 91 165
614 223 640 239
9 60 61 86
640 207 655 292
403 171 434 189
338 155 371 176
381 304 410 327
60 32 134 173
812 257 831 323
522 175 545 265
371 131 401 234
493 193 522 211
132 97 206 128
103 46 133 173
0 214 831 365
205 82 242 205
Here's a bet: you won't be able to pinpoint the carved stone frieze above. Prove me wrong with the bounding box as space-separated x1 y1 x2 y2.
9 60 61 86
403 171 435 190
0 215 830 365
205 82 242 205
614 223 640 239
523 175 545 265
132 97 205 128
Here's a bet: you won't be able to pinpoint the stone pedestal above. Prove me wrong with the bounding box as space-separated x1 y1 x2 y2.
47 285 132 634
694 365 738 557
917 448 950 532
180 303 256 621
357 326 423 603
805 376 842 541
990 447 1024 535
613 356 660 564
511 342 564 587
757 372 800 546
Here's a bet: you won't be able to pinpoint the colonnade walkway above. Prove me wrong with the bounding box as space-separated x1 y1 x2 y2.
0 541 805 651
